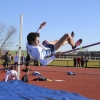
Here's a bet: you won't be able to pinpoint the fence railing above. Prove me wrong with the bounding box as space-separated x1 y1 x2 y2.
48 59 100 68
0 59 100 68
59 56 100 60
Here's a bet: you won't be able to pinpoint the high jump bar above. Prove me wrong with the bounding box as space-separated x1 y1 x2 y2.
60 42 100 55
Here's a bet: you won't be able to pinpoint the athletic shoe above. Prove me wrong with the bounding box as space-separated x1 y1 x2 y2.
71 31 75 38
72 39 82 49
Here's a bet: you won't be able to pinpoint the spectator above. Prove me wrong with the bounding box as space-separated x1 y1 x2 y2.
4 51 10 70
4 66 18 82
9 54 11 65
84 56 88 68
81 56 85 68
73 56 77 67
26 53 31 67
11 56 14 60
22 53 31 73
21 54 26 66
77 56 81 67
14 52 19 69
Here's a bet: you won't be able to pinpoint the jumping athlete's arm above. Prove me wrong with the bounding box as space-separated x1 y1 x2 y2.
36 48 55 66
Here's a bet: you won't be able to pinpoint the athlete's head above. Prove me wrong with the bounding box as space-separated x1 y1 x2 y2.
27 32 40 46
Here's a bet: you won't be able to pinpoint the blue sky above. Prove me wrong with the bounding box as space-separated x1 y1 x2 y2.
0 0 100 51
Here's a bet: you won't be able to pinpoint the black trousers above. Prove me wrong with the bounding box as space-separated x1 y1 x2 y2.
74 62 76 67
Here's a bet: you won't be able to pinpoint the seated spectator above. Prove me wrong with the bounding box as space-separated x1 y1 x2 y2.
5 66 18 82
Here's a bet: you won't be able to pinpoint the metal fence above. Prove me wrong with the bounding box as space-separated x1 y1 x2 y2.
48 59 100 68
59 56 100 60
0 58 100 68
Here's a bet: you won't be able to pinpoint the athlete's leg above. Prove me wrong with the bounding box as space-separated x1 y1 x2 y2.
49 40 68 46
49 40 58 45
54 33 75 50
42 32 82 51
48 31 75 46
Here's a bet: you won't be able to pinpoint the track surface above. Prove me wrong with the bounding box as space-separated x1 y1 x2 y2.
0 65 100 100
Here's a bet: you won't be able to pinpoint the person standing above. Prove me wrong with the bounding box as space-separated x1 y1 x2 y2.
22 52 31 73
26 53 31 67
84 56 88 68
9 54 11 65
81 56 85 68
73 56 77 67
21 54 26 66
14 52 19 69
4 51 10 70
77 56 81 67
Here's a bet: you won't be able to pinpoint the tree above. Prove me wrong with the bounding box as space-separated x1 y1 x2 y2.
0 22 17 50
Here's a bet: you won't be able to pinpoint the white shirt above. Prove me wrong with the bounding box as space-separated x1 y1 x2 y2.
5 70 18 82
9 56 11 61
26 43 55 66
14 55 19 62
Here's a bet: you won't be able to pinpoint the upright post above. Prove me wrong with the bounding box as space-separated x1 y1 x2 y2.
18 14 23 79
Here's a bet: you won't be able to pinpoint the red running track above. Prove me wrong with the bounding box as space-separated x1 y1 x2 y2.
0 65 100 100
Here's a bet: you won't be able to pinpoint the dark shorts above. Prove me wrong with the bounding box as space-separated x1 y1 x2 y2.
43 44 55 52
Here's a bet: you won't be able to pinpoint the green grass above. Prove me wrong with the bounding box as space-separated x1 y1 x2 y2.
10 51 27 56
48 59 100 68
1 58 100 68
8 51 100 68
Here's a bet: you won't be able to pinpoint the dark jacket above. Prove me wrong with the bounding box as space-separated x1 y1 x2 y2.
4 54 9 62
26 54 31 62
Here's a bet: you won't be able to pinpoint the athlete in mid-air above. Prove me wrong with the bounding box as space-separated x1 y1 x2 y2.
26 31 82 66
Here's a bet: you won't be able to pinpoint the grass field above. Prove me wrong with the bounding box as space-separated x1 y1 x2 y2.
6 51 100 68
0 58 100 68
48 59 100 68
10 50 27 56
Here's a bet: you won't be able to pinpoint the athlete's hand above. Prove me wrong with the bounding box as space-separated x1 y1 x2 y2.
54 52 61 58
39 22 46 29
